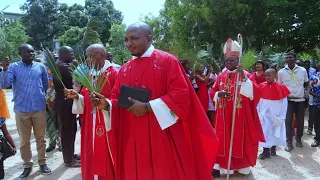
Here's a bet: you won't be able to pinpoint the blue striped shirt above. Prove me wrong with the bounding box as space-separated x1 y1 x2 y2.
0 60 48 113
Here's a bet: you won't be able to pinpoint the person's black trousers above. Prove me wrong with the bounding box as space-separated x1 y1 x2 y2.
313 106 320 141
286 101 305 142
56 99 77 164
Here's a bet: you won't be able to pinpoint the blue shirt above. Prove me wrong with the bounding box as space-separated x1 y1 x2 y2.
0 61 48 113
310 72 320 108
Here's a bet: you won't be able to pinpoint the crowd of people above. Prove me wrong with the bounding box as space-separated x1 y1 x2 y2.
0 22 318 180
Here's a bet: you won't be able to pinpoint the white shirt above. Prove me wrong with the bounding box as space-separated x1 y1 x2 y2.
278 64 308 102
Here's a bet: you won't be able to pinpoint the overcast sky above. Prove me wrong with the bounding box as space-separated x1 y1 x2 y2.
0 0 165 25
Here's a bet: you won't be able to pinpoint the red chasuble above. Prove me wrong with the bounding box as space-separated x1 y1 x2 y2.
210 70 265 170
80 66 118 180
109 49 219 180
196 74 209 112
258 81 291 100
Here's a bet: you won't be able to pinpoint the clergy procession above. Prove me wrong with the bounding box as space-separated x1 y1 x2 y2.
0 21 319 180
0 1 320 179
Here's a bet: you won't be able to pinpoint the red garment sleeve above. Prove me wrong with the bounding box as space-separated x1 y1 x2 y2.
160 55 190 121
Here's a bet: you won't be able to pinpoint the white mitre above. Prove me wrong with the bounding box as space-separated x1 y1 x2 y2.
223 38 241 58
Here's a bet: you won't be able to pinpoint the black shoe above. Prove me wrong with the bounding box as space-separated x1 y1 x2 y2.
65 160 81 168
296 137 303 147
271 146 277 156
73 154 80 161
40 164 51 175
285 142 294 152
19 168 32 179
46 144 56 152
259 148 270 159
311 140 320 147
212 169 220 178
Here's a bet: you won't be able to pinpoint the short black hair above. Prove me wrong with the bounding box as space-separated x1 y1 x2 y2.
286 52 296 59
255 60 266 68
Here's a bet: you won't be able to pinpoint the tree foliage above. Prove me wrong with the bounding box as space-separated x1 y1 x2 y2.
108 24 131 64
144 0 320 67
20 0 123 50
0 21 29 61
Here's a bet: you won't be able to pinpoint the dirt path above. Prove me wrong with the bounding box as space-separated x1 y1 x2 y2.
3 91 320 180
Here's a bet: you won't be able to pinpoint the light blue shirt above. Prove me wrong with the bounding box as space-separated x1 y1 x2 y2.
0 60 48 113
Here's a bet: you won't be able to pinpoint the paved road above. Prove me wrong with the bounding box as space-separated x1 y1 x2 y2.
4 92 82 180
3 91 320 180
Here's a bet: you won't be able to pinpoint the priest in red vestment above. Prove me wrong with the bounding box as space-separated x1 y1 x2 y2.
210 38 264 176
65 44 118 180
90 22 219 180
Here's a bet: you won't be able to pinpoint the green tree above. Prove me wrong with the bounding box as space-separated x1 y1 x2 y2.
0 21 29 61
20 0 62 49
108 24 131 64
85 0 124 45
58 26 86 47
82 17 103 50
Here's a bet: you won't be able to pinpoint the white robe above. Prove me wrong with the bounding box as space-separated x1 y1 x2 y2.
257 97 287 148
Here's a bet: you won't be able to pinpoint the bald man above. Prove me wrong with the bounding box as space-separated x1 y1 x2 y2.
53 46 80 167
88 22 219 179
65 44 119 179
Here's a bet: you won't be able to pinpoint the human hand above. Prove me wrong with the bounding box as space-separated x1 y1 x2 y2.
236 65 245 79
46 100 53 105
218 90 231 98
128 97 148 117
90 92 109 110
64 89 79 100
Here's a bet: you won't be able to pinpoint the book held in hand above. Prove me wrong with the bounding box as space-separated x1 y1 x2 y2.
117 85 151 109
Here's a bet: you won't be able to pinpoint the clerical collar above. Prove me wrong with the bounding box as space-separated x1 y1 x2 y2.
132 45 155 60
91 60 111 76
227 69 237 73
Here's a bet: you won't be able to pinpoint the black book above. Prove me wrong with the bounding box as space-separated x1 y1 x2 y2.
117 85 151 109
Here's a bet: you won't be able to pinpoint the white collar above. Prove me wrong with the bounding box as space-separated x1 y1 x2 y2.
91 60 111 76
284 64 299 70
227 69 237 73
132 45 155 60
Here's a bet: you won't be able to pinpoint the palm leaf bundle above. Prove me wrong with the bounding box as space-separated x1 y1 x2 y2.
44 48 66 89
241 49 257 70
70 55 110 94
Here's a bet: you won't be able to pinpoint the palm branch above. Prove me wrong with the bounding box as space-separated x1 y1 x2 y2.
44 48 66 89
45 107 58 142
241 49 257 70
70 55 110 94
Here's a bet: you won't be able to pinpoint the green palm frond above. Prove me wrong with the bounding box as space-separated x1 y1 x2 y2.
241 49 257 70
45 108 58 142
44 48 66 89
70 54 110 93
